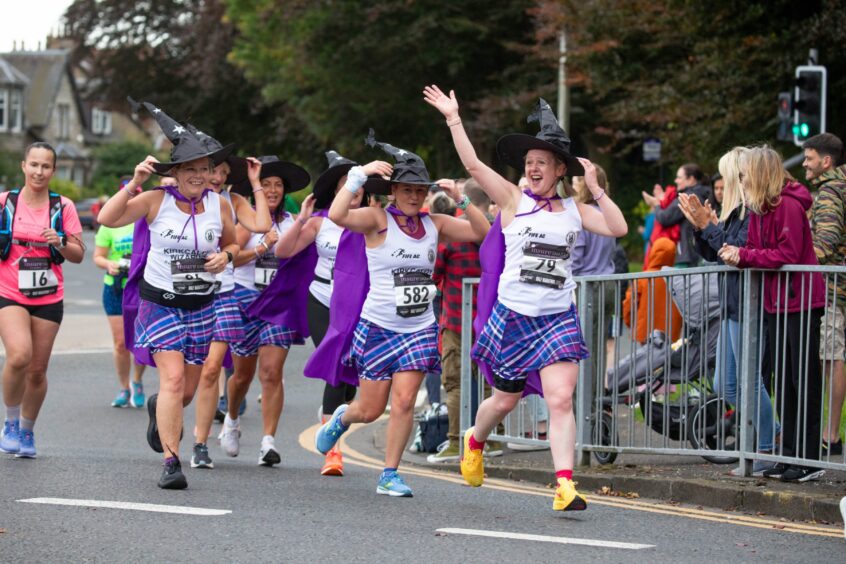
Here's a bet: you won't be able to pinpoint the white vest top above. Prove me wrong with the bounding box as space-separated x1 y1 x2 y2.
360 210 439 333
215 190 236 294
144 190 222 296
233 213 294 292
309 216 343 307
498 193 581 317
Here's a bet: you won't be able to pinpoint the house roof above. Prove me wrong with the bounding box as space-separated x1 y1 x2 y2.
0 57 29 87
0 49 76 129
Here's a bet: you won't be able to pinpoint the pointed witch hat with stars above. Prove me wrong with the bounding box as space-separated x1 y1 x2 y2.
127 97 233 175
312 150 358 209
496 98 584 176
362 129 433 195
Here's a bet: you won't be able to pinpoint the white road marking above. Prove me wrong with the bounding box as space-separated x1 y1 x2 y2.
17 498 230 516
435 528 654 550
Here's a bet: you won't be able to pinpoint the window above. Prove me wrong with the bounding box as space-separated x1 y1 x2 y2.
0 90 7 131
58 103 70 139
91 108 112 135
9 89 22 132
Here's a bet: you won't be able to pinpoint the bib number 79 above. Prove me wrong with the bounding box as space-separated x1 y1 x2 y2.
534 259 558 273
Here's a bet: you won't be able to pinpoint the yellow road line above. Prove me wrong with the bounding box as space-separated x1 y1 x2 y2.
298 423 842 539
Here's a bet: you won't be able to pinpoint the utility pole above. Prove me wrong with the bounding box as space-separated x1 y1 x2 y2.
557 31 569 133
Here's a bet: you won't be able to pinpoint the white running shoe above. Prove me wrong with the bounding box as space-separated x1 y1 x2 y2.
258 435 281 466
220 415 241 457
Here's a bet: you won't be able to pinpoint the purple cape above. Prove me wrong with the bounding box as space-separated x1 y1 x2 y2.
474 213 544 397
245 245 318 334
302 229 367 387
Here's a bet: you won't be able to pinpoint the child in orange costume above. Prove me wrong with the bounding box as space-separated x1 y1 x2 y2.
623 238 683 345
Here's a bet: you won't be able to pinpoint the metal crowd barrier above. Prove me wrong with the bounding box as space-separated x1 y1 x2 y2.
459 265 846 477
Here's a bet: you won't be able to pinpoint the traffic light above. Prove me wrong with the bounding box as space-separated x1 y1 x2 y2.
793 65 827 146
777 92 793 142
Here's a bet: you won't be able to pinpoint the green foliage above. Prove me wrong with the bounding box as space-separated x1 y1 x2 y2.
89 141 156 195
48 177 83 201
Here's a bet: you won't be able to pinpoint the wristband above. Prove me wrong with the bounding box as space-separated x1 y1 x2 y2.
252 185 264 194
259 240 270 252
593 189 606 202
225 250 234 263
344 166 368 194
456 195 471 210
446 117 461 127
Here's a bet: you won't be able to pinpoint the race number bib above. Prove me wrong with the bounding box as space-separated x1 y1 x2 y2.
255 255 279 290
18 257 58 298
170 257 216 294
393 269 436 318
519 241 569 289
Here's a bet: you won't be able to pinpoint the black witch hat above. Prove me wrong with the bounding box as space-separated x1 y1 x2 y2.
186 125 247 186
312 150 358 209
362 129 432 195
255 155 311 195
496 98 583 176
127 97 233 175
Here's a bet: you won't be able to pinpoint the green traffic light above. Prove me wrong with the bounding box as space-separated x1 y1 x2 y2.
800 123 810 137
793 125 800 135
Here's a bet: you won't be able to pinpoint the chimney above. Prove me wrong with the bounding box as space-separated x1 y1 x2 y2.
12 40 16 51
37 40 41 51
21 40 25 51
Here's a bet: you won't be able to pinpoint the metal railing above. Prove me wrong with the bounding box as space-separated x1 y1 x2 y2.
459 265 846 476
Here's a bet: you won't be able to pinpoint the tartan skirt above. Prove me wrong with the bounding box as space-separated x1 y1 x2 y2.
211 289 246 343
230 284 304 357
344 319 441 381
472 300 589 381
134 298 215 365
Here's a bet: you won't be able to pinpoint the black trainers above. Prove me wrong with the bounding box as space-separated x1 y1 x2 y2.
823 440 843 456
781 465 825 483
147 393 163 453
191 442 214 469
762 462 790 479
158 457 188 490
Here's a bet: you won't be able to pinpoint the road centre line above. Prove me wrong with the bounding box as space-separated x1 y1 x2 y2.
298 423 842 539
435 527 655 550
17 497 231 516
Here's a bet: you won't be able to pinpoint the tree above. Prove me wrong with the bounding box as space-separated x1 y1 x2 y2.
89 141 158 195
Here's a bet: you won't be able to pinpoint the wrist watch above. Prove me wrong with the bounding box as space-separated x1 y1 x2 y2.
56 235 67 249
225 250 234 263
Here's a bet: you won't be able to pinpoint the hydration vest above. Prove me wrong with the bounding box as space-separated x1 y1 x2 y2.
0 189 66 264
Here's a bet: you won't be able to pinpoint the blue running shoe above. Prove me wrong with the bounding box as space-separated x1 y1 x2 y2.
130 382 145 408
16 429 36 458
315 404 348 454
112 389 130 408
377 470 413 497
0 419 20 454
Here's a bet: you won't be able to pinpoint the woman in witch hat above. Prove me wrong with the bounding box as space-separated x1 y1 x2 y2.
424 85 627 511
187 128 272 470
218 156 311 467
98 102 239 489
274 150 390 477
313 131 489 497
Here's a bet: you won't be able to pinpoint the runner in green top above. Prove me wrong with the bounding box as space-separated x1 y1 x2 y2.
93 183 147 409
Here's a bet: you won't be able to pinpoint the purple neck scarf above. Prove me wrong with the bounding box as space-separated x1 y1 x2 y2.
385 204 428 238
522 188 561 212
164 186 211 250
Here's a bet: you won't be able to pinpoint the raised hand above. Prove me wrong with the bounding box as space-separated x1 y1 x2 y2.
298 194 316 222
133 156 158 187
246 157 262 184
576 158 604 197
642 190 659 207
436 178 461 203
423 85 459 120
361 160 393 179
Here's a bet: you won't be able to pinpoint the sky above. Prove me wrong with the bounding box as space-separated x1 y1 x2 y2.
0 0 75 53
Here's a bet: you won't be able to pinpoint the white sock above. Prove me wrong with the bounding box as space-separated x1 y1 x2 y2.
5 405 20 422
20 417 35 431
224 414 239 428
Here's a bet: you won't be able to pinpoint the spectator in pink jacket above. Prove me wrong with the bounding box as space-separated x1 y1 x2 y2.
720 145 826 483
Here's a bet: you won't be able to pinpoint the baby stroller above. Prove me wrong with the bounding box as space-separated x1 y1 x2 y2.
592 270 727 464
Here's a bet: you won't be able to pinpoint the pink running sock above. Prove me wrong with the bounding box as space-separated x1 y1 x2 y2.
468 434 485 451
556 469 573 481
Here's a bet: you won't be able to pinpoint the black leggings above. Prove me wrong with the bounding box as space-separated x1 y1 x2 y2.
308 291 356 416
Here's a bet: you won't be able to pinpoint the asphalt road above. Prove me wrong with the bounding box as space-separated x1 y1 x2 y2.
0 231 844 562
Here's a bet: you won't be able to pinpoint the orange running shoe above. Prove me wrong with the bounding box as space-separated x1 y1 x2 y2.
321 448 344 476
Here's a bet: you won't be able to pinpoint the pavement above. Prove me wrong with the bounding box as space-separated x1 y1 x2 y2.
362 418 846 526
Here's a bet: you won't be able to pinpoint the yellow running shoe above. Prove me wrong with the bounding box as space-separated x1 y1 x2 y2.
553 477 587 511
461 427 485 487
